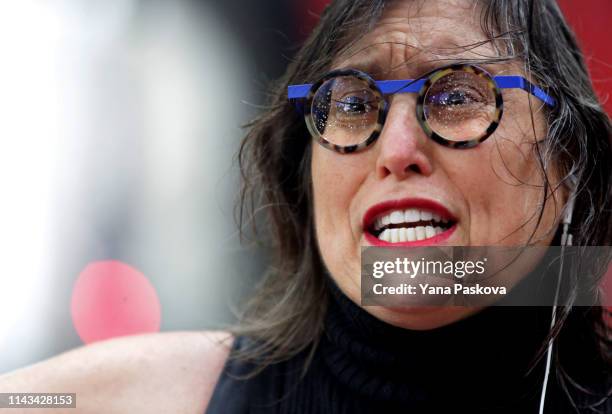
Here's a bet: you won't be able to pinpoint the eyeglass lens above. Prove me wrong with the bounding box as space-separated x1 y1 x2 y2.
311 75 382 147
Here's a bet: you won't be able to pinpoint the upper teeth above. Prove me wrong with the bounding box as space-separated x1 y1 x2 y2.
372 208 450 243
373 208 447 230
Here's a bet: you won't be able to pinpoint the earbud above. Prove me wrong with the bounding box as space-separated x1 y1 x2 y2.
560 193 575 246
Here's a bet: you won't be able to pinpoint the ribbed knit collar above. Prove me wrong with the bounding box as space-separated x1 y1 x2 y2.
320 277 551 409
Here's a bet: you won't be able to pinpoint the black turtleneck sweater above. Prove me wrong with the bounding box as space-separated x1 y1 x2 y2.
206 280 609 413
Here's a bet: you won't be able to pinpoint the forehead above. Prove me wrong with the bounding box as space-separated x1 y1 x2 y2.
332 0 504 77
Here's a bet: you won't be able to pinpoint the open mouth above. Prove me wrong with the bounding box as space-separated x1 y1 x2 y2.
363 199 457 245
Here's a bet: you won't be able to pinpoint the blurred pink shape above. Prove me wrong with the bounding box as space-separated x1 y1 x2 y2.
71 260 161 344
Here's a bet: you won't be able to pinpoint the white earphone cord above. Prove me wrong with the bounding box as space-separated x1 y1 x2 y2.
539 196 574 414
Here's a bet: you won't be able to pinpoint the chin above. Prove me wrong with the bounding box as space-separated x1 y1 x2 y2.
365 305 483 331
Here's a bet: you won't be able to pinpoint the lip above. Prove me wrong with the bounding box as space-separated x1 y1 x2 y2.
362 198 458 247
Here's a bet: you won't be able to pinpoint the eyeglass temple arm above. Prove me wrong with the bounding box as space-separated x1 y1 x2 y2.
288 75 555 107
494 76 556 107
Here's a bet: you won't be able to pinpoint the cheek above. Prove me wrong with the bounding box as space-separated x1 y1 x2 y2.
452 138 558 244
311 145 371 260
312 146 356 235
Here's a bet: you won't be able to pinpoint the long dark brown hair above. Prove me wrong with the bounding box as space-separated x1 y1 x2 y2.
232 0 611 408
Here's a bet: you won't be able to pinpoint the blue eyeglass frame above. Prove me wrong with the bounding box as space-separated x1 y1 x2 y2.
288 74 556 105
287 64 556 152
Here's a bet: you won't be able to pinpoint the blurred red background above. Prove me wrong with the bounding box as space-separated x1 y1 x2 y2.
559 0 612 115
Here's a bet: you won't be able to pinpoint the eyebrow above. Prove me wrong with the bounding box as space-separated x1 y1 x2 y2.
337 54 505 80
332 51 388 77
333 32 509 78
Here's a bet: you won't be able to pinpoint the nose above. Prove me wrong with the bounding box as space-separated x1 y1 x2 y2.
375 97 434 180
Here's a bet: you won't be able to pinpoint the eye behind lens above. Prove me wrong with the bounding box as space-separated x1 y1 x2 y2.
310 74 382 147
422 69 498 143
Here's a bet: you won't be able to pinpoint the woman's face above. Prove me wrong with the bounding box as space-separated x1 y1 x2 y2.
311 0 564 329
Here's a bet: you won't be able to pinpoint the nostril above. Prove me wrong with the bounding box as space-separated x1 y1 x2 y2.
407 164 422 174
379 166 392 178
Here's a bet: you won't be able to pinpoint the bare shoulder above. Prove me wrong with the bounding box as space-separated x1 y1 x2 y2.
0 331 234 414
